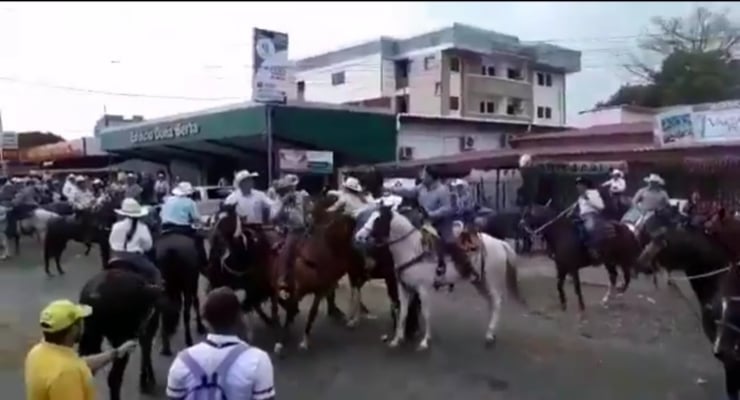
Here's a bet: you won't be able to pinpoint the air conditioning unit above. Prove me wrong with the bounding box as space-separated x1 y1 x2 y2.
398 146 414 160
459 136 475 152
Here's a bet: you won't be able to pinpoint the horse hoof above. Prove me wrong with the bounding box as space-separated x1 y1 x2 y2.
346 318 359 329
273 343 283 355
380 334 390 343
485 335 497 348
362 313 378 321
416 340 429 352
298 338 309 350
388 338 401 348
160 348 173 357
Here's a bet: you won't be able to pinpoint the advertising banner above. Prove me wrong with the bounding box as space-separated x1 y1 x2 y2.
252 28 290 104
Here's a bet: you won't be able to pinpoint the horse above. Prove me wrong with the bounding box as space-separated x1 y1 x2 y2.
77 262 166 400
356 203 524 350
635 206 739 400
156 230 207 356
521 203 639 312
8 206 58 255
43 207 109 276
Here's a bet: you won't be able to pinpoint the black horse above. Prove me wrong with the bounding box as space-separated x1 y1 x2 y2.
156 232 207 356
43 208 108 276
636 207 739 400
78 263 166 400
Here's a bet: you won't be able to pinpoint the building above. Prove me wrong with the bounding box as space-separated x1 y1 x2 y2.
572 105 657 128
292 23 581 127
94 114 145 137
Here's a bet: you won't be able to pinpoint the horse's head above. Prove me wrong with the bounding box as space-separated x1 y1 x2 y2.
714 266 740 363
519 201 557 233
355 202 395 247
635 206 683 272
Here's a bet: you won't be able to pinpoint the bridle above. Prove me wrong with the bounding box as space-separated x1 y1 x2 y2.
521 201 577 238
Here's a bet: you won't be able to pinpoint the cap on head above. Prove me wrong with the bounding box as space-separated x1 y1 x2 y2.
39 300 92 333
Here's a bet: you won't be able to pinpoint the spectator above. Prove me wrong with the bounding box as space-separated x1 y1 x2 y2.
167 287 275 400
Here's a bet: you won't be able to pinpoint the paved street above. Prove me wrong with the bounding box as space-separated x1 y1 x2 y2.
0 240 726 400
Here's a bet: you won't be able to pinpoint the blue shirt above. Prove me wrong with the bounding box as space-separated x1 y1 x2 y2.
160 195 199 226
395 182 455 241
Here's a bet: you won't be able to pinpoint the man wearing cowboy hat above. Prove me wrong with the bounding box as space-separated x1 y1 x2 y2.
326 176 373 217
123 172 143 202
631 173 670 229
271 174 312 293
391 166 480 286
223 170 273 224
109 197 162 285
602 168 628 211
575 176 606 262
69 175 95 211
450 179 475 229
160 181 207 265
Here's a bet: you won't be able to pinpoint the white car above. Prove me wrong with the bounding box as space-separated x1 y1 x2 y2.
191 186 233 223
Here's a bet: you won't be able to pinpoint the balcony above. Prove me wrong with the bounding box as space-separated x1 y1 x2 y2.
465 74 532 102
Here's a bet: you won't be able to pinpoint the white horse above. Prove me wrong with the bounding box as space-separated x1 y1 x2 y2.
355 205 524 350
17 208 59 244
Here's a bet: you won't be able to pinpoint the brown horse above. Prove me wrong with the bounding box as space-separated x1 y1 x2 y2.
269 197 363 355
522 203 639 313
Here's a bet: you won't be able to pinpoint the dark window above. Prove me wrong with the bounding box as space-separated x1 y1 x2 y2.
507 98 522 115
486 101 495 114
536 73 544 86
507 68 522 80
424 55 435 70
487 66 496 76
545 107 552 119
479 101 485 113
396 59 409 79
537 106 544 118
396 95 408 113
545 74 552 87
481 65 487 75
449 57 460 72
297 81 305 92
449 96 459 111
331 71 345 86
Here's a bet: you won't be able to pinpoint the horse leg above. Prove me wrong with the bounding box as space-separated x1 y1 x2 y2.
106 354 130 400
192 290 206 335
415 286 432 351
602 263 618 306
618 263 631 294
299 294 323 350
325 284 345 321
139 314 159 393
388 283 410 348
571 270 586 316
474 280 500 347
43 239 53 277
182 291 194 347
274 299 298 356
556 265 567 311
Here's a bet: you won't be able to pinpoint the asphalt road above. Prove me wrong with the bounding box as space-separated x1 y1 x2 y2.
0 239 727 400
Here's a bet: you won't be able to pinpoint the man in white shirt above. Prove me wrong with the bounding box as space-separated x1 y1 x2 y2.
62 174 77 201
223 170 273 224
326 177 373 218
70 176 95 211
108 198 161 285
167 287 275 400
576 177 605 262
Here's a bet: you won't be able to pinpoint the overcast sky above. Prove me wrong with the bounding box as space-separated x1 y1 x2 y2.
0 1 736 139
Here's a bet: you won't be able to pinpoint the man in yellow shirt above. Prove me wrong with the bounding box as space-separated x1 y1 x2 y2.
24 299 138 400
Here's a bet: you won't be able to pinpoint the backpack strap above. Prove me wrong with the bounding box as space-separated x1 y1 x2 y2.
214 343 250 382
176 343 250 400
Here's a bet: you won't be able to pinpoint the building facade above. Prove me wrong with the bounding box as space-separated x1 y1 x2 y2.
292 23 581 127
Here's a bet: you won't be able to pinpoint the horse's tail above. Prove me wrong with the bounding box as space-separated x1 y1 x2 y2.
158 245 181 337
502 240 525 306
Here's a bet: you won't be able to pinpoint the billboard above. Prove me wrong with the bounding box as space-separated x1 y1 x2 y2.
278 149 333 174
654 101 740 145
252 28 289 104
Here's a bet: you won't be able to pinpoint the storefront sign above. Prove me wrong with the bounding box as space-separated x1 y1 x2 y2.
655 102 740 145
279 149 333 174
130 122 200 144
252 28 289 104
529 161 626 175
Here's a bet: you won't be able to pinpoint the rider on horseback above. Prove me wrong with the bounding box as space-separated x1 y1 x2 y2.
575 176 606 263
450 179 475 229
223 170 273 223
160 181 207 266
61 174 77 202
327 177 373 217
109 198 162 286
602 169 627 209
271 174 310 292
392 166 480 286
631 173 669 230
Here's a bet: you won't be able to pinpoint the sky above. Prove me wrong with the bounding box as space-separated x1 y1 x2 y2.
0 1 737 139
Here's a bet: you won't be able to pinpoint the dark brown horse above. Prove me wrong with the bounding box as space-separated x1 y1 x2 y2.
636 207 739 400
522 203 639 312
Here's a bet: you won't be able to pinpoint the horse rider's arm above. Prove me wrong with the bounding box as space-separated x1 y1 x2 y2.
613 179 626 193
223 191 239 206
390 185 418 199
428 186 454 221
325 194 345 213
188 199 201 225
601 179 611 187
631 187 645 207
587 190 606 211
139 223 154 252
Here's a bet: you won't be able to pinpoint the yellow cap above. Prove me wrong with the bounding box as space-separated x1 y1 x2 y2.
39 300 93 333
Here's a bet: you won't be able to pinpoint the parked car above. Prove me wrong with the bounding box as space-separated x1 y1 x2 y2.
192 186 232 223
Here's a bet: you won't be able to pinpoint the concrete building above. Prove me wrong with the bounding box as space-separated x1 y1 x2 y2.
572 105 657 128
94 114 145 137
292 23 581 127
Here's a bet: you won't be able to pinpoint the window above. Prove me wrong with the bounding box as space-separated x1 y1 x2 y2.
449 96 460 111
424 55 435 70
478 101 495 114
395 95 408 113
331 71 345 86
536 73 544 86
434 82 441 96
545 74 552 87
481 65 496 76
507 68 522 80
507 98 523 115
296 81 305 100
537 106 553 119
449 57 460 72
395 59 409 79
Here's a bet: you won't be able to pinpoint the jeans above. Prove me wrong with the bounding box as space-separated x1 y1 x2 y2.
112 251 162 284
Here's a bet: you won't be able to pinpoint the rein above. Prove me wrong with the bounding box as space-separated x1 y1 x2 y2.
669 265 733 282
523 202 577 237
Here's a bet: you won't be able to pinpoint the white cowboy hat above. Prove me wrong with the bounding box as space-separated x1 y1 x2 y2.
92 178 103 184
282 174 300 187
342 177 363 192
233 170 259 187
114 198 149 218
74 175 87 182
611 169 624 177
644 173 665 185
273 177 295 191
172 181 194 196
451 178 469 187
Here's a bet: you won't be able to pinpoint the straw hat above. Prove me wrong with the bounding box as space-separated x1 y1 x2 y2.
342 177 363 192
643 173 665 185
115 198 149 218
233 170 259 187
451 179 469 187
172 181 194 196
611 169 624 177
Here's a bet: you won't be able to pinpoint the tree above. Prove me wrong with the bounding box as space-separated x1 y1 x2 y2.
598 7 740 108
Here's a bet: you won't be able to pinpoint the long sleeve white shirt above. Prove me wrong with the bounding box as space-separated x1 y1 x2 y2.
326 191 374 217
602 178 626 194
109 219 153 253
578 189 605 216
62 181 77 200
223 189 273 224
